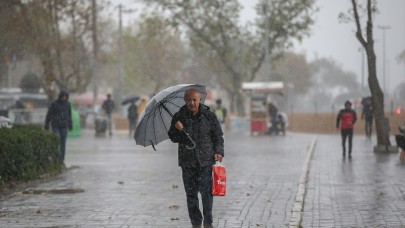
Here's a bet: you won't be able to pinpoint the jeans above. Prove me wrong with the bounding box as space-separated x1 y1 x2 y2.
129 118 137 137
181 165 213 226
107 114 113 135
52 127 68 161
341 128 353 154
365 118 373 139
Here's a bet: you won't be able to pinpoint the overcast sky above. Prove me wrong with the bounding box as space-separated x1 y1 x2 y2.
114 0 405 92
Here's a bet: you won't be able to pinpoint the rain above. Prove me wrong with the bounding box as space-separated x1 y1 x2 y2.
1 0 405 227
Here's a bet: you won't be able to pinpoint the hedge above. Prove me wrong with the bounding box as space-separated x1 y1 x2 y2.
0 124 63 187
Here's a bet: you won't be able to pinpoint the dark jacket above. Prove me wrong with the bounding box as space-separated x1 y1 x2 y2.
168 104 224 167
336 108 357 129
45 90 72 130
127 103 138 120
102 98 115 115
361 103 373 120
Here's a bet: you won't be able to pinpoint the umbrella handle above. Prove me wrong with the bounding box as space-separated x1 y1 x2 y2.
182 130 196 150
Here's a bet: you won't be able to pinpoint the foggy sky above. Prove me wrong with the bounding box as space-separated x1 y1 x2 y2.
239 0 405 93
115 0 405 93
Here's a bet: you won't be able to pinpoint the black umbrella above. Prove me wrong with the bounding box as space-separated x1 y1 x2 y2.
134 84 207 150
121 96 139 105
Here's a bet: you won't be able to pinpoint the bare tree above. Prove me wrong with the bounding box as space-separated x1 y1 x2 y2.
141 0 316 115
16 0 105 101
349 0 390 147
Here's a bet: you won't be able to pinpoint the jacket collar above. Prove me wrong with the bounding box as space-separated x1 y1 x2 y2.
180 104 210 118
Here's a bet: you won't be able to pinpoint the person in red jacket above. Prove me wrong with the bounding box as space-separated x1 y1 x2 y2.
336 100 357 158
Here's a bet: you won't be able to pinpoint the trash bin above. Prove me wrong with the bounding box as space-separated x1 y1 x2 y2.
68 101 81 137
95 114 108 137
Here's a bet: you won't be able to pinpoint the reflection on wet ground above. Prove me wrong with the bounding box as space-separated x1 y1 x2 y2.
302 134 405 228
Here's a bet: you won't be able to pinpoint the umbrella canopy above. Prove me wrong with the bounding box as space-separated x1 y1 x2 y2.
134 84 207 149
121 96 139 105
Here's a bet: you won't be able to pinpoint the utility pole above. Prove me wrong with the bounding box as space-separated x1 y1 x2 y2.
117 4 135 113
262 0 270 81
92 0 99 107
378 25 390 94
118 4 124 111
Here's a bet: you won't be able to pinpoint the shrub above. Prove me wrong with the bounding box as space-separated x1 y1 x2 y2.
0 124 62 187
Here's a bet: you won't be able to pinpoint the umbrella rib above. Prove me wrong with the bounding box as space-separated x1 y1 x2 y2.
159 104 172 133
135 84 207 148
140 104 158 146
163 100 183 109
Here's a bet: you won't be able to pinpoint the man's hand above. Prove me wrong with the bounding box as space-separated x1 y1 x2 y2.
215 154 223 162
175 121 184 131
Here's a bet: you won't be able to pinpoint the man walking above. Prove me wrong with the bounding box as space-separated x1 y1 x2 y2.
45 90 73 162
168 88 224 228
336 100 357 158
213 99 227 133
361 96 373 140
127 100 138 137
102 94 115 136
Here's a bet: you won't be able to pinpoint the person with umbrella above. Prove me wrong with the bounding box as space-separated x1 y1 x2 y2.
127 100 138 137
168 88 224 228
361 96 373 140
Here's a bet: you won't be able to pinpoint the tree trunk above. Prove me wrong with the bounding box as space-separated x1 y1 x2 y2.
367 47 390 146
351 0 391 147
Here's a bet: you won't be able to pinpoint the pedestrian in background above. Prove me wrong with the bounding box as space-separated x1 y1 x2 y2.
102 94 115 136
168 88 224 228
267 102 278 135
213 98 227 133
44 90 72 162
137 97 147 117
127 100 138 137
336 100 357 158
14 98 25 124
361 96 373 140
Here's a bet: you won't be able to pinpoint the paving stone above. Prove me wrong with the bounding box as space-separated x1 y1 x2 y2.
2 130 404 227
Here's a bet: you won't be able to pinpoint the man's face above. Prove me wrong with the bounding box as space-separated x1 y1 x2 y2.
345 103 351 109
60 95 68 101
185 91 200 114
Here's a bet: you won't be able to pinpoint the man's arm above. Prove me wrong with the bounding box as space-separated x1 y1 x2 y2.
352 110 357 125
168 114 188 144
336 110 342 128
44 104 54 130
68 104 73 130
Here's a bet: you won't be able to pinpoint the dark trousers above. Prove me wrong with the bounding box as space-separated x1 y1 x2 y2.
52 127 68 161
106 113 113 135
129 118 137 137
181 165 213 226
341 128 353 154
365 118 373 139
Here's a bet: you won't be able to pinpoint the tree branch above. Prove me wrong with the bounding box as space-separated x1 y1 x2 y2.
351 0 367 47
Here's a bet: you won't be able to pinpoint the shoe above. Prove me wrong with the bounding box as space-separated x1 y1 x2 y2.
203 224 213 228
342 152 346 157
192 225 201 228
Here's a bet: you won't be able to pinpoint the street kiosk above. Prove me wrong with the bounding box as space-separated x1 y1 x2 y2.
241 81 285 135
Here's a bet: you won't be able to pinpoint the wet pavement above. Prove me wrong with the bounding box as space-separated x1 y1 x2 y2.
301 135 405 228
0 129 404 228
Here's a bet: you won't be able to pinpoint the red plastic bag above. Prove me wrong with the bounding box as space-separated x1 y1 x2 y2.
212 161 226 196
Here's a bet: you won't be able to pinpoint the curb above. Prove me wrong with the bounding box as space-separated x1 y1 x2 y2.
288 137 317 228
